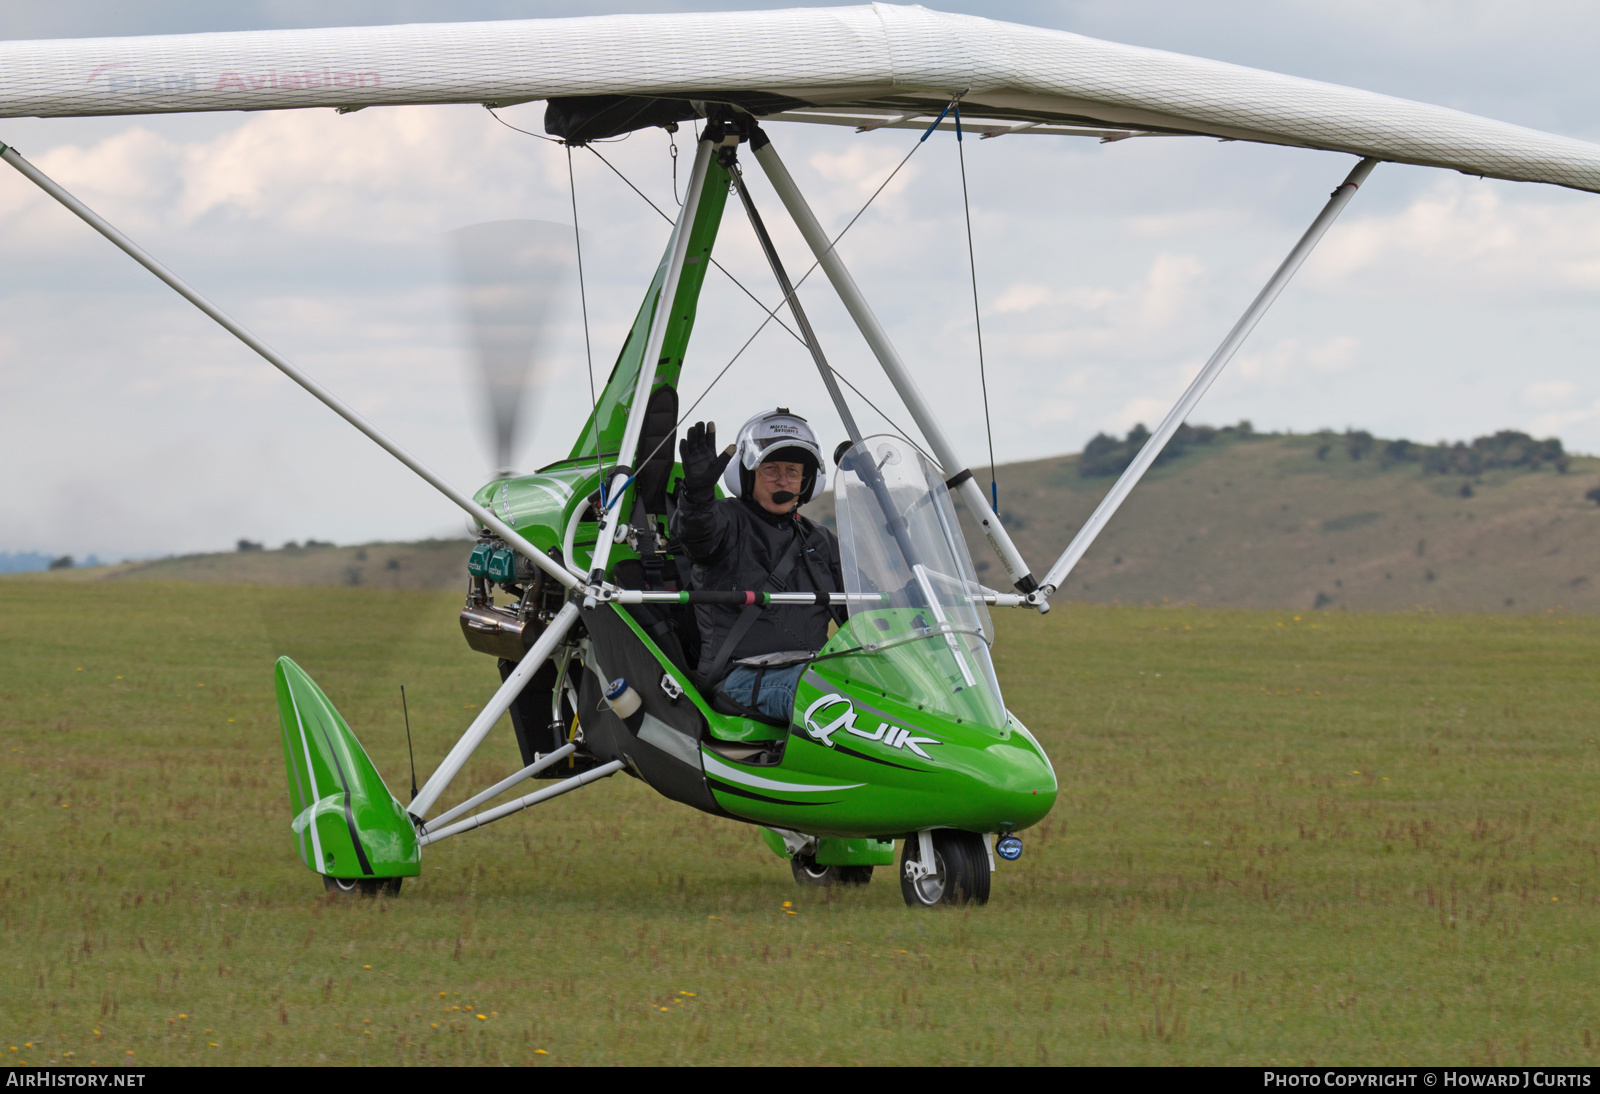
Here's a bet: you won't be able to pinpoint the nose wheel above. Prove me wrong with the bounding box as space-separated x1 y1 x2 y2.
323 875 403 897
899 831 989 907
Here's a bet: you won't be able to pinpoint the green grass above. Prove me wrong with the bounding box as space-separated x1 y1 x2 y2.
1 578 1597 1065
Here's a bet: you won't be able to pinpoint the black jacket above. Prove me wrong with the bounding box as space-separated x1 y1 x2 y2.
670 496 846 680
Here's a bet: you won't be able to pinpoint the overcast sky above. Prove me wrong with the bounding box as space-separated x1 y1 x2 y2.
4 1 1600 560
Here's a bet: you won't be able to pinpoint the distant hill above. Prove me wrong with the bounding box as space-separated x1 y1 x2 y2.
94 539 472 591
0 551 56 574
16 427 1600 614
945 426 1600 615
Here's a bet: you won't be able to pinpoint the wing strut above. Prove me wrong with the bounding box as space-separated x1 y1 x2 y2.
1038 157 1379 597
750 137 1043 604
0 141 580 595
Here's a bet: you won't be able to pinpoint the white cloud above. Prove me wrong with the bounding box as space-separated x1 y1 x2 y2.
807 143 920 215
1114 395 1183 434
1236 335 1361 383
1308 177 1600 297
1522 379 1580 408
992 281 1052 314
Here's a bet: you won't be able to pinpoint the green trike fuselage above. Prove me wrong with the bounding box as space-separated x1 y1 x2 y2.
462 152 1056 841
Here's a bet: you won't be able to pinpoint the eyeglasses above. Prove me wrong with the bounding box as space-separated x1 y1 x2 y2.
756 464 804 484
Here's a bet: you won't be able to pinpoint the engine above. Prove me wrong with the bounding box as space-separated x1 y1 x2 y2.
459 536 566 661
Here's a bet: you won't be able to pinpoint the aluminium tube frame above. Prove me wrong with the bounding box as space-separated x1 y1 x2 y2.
423 742 577 834
586 135 717 584
609 589 1031 607
1038 156 1379 595
726 155 865 448
0 141 579 595
418 759 626 846
409 600 581 818
751 138 1040 601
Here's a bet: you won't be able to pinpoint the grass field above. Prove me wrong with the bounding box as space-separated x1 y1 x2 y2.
1 577 1597 1066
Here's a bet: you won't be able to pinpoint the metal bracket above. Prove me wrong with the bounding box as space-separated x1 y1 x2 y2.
769 827 819 858
903 829 939 882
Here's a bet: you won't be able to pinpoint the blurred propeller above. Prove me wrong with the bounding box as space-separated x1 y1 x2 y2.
449 220 576 478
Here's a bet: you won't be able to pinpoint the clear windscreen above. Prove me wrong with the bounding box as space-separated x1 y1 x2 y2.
827 435 1006 729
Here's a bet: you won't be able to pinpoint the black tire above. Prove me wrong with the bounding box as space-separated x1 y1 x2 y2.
790 854 839 887
323 875 402 897
899 832 990 908
790 856 874 887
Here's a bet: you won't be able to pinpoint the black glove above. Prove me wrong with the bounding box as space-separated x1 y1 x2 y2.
679 421 733 506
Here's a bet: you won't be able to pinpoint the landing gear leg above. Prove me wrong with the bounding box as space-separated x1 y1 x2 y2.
900 830 989 908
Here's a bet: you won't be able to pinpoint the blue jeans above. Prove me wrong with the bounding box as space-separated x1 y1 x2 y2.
721 662 807 723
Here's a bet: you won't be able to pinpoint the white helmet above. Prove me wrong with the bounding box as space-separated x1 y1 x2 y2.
722 408 827 505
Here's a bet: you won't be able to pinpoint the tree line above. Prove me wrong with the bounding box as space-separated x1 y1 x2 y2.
1077 423 1568 479
1079 421 1258 477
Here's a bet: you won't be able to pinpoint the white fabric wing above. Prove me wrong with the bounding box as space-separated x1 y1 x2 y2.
2 4 1598 193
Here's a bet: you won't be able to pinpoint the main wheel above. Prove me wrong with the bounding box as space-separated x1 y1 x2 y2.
323 875 402 897
791 854 838 886
790 856 874 887
899 832 990 908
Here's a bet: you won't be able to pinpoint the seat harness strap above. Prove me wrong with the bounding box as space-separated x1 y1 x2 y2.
703 522 802 686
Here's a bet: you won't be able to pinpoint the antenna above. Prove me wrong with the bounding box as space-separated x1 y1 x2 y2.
400 685 419 803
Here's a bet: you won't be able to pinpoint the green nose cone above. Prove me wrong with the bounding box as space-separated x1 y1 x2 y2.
981 722 1058 831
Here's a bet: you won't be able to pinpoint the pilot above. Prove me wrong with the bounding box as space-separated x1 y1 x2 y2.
672 408 845 722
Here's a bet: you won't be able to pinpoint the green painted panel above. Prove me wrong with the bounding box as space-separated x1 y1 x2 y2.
602 606 1056 838
705 653 1057 838
275 656 420 880
814 836 897 866
756 829 893 866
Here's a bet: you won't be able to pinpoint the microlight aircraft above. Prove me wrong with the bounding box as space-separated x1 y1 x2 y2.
4 7 1599 907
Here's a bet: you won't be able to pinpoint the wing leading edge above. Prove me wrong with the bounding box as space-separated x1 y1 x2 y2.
1 4 1597 194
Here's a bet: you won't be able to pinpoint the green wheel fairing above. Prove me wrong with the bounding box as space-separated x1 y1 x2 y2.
275 657 420 881
757 828 896 867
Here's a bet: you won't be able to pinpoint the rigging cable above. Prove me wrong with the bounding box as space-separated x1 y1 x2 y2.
486 106 633 145
658 112 946 452
587 144 802 344
609 126 935 472
588 139 931 437
953 100 1000 515
566 144 609 503
669 126 681 205
490 105 938 472
485 107 561 142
